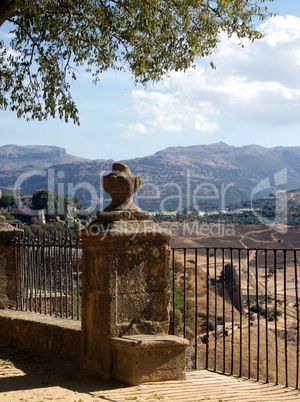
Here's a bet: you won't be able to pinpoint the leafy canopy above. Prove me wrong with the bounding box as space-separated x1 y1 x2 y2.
31 189 57 212
0 0 274 124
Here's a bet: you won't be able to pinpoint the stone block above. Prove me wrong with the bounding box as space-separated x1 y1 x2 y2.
111 334 189 385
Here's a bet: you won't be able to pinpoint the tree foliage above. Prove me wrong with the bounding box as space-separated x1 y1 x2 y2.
31 189 57 212
0 191 15 207
0 0 274 123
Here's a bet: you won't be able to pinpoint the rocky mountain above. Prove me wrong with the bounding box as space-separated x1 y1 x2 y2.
125 142 300 210
0 145 89 196
0 144 88 169
1 142 300 211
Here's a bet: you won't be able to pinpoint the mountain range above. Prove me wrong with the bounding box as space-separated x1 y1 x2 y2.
1 143 300 211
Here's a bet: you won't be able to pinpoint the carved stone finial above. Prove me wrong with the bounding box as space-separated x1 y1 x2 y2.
103 163 141 212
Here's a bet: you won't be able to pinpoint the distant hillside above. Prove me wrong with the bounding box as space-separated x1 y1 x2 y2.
124 142 300 210
1 142 300 211
0 145 90 195
0 144 89 170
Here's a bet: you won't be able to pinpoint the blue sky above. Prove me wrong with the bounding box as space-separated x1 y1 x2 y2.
1 0 300 161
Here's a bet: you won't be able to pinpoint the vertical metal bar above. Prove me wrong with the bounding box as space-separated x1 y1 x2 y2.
171 248 175 335
24 238 30 312
12 231 83 321
222 248 226 374
40 236 44 314
205 248 210 370
25 237 29 311
230 248 234 376
53 234 58 317
69 236 75 319
34 237 39 313
28 238 32 310
65 235 69 318
20 236 24 311
49 235 53 316
65 236 70 318
274 249 279 385
75 238 81 320
294 249 299 390
69 236 74 319
43 236 47 315
29 239 34 312
13 234 20 310
59 237 63 317
36 237 40 314
20 234 25 311
255 250 260 381
35 238 39 313
247 249 251 379
13 235 17 310
238 249 242 378
264 249 269 383
183 248 187 339
214 248 217 372
283 249 288 387
194 248 198 369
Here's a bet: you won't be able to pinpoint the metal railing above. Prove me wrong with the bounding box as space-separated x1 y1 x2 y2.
13 236 300 388
170 247 300 389
14 233 82 320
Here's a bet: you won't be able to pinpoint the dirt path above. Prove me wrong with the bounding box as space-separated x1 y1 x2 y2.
239 227 274 249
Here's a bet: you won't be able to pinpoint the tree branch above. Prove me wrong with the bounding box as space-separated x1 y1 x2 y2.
0 0 17 26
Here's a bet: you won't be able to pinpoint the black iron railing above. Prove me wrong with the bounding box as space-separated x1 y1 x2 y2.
170 247 300 390
14 233 82 320
13 236 300 388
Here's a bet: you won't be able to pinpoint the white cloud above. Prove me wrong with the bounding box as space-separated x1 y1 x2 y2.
120 14 300 136
259 15 300 46
120 123 149 137
125 85 220 137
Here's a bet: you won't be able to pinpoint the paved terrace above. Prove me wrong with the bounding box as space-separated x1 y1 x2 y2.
1 346 300 402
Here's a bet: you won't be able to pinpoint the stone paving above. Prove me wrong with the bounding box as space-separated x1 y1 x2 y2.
1 347 300 402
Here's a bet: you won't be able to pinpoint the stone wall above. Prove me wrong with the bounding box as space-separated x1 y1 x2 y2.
0 164 188 385
0 243 16 308
0 310 81 364
0 217 22 309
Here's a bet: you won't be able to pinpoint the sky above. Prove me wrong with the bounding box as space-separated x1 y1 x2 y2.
1 0 300 161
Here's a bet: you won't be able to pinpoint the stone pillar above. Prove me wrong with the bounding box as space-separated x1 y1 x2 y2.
78 163 188 383
0 216 23 309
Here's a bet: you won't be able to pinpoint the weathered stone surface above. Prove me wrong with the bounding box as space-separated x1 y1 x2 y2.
111 335 189 385
96 210 150 222
79 219 172 376
77 163 187 382
0 310 81 363
102 163 141 212
0 215 20 244
80 225 171 331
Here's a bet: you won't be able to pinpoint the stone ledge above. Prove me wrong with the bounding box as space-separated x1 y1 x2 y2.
111 334 189 385
0 309 82 328
0 309 81 363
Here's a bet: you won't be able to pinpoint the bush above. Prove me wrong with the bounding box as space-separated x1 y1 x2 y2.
173 260 183 274
250 304 282 321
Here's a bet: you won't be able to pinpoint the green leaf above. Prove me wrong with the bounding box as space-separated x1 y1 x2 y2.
0 0 274 123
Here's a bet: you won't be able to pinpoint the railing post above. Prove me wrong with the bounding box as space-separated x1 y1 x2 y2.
0 216 23 309
77 163 188 385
